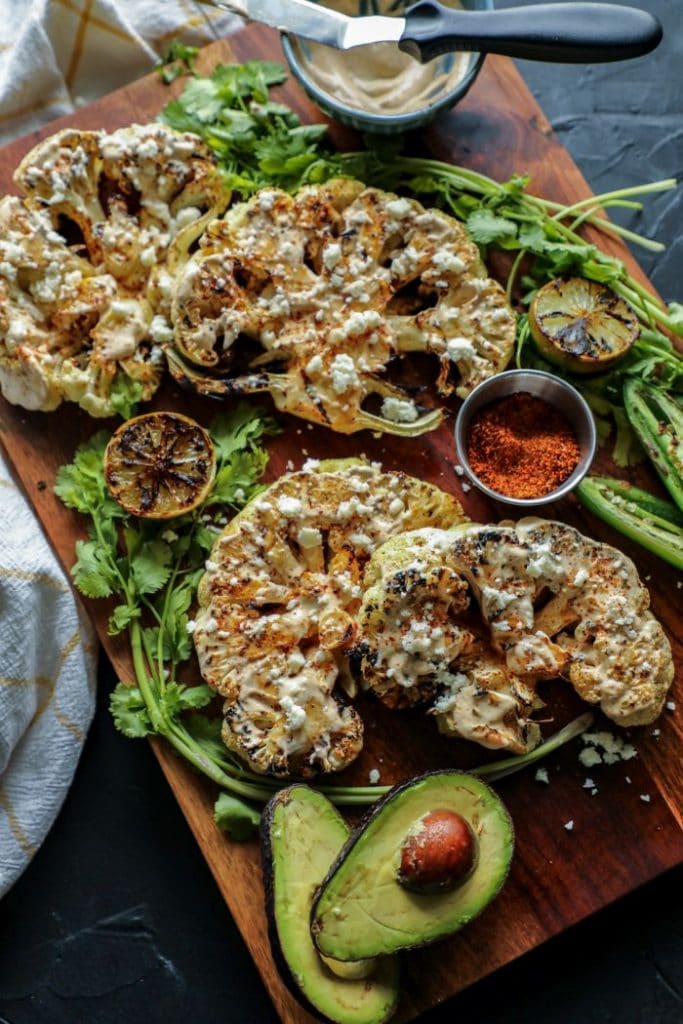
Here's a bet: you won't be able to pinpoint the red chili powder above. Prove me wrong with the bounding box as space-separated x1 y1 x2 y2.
466 392 581 499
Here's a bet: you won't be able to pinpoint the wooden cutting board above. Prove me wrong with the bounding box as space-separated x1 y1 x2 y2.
0 25 681 1024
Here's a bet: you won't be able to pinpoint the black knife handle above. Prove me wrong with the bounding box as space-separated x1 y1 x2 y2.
399 1 662 65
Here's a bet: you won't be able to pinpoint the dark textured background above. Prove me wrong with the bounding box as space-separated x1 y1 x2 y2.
1 2 681 1022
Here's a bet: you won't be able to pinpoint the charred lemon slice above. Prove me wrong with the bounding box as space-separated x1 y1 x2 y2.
530 277 639 374
104 412 216 519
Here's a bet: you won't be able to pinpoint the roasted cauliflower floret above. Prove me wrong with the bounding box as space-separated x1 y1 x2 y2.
0 123 230 416
356 529 542 754
193 459 467 777
0 196 161 415
168 180 516 435
15 124 229 296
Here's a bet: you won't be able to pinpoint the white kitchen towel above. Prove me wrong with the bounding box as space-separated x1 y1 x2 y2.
0 0 241 893
0 0 241 145
0 455 98 895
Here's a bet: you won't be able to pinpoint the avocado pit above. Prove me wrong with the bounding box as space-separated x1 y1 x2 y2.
397 809 476 894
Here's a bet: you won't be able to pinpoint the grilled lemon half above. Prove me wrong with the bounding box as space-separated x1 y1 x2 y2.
529 277 639 374
104 411 216 519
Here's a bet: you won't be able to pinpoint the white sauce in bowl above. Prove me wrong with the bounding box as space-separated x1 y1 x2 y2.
292 0 472 116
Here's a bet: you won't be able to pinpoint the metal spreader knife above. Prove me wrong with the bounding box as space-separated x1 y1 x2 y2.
208 0 662 65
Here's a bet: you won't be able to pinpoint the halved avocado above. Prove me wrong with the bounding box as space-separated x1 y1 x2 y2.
261 785 399 1024
311 771 514 960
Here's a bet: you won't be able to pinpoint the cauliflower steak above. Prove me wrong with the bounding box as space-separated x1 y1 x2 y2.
193 459 467 778
168 180 516 435
357 519 673 739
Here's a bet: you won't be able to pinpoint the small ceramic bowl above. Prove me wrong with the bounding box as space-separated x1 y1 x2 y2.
281 0 493 135
454 369 597 508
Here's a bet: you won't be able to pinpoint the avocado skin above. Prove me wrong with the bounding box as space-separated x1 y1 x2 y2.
311 770 515 959
260 785 400 1024
260 788 308 1011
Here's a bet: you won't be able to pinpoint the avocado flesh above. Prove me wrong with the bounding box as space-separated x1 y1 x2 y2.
312 772 514 960
264 785 399 1024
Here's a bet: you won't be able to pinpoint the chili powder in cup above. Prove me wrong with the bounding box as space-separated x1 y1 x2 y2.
466 391 581 500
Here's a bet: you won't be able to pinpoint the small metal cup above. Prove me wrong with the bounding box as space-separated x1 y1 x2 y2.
454 369 597 508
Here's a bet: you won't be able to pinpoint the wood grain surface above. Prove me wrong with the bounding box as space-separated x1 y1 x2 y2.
0 25 681 1024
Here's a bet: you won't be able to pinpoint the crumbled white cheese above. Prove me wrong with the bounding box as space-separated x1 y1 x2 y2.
149 314 174 344
564 820 574 832
368 768 381 785
330 353 359 394
454 464 464 476
186 619 197 635
277 495 303 517
380 396 418 423
639 793 651 803
432 249 466 274
386 197 412 219
666 701 676 711
161 529 178 543
281 696 306 731
305 353 323 375
578 747 603 768
322 242 342 270
534 768 549 784
258 190 278 211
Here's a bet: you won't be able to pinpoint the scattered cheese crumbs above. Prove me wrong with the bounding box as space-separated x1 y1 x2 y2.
625 776 632 784
564 820 574 832
652 728 661 737
580 731 637 764
454 464 464 476
677 580 682 589
666 701 676 711
534 768 549 784
286 459 294 471
161 529 178 543
186 619 196 635
578 747 603 768
583 778 595 790
640 794 651 803
461 482 471 492
368 768 381 785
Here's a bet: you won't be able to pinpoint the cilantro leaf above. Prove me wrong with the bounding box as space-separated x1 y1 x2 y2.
466 209 518 246
130 539 173 595
156 39 199 84
110 684 152 738
213 792 261 840
71 539 120 599
54 432 110 513
108 603 141 636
